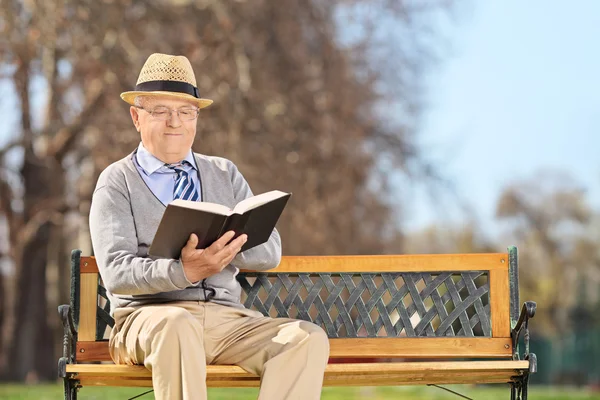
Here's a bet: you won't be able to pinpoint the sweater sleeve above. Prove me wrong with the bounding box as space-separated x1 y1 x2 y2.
89 175 194 296
227 162 282 271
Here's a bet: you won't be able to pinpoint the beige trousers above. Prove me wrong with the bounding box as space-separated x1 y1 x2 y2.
109 301 330 400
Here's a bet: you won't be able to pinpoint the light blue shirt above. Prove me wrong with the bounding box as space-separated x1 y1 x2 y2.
133 142 202 206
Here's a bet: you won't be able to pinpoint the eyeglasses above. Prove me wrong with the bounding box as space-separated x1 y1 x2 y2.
136 106 200 121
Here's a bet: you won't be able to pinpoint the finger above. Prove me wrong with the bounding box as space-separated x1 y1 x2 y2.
219 252 238 270
226 246 243 263
186 233 198 248
228 234 247 249
220 235 247 263
207 231 236 254
182 234 199 255
218 234 246 257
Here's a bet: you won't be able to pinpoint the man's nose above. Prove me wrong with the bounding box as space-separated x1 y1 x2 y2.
166 110 182 127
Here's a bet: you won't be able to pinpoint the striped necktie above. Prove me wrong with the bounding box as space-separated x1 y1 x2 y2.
167 161 199 202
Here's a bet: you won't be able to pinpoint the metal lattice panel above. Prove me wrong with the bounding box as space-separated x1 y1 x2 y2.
95 271 490 340
238 272 491 338
96 283 114 340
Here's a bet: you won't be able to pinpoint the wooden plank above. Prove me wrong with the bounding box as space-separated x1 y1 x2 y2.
324 360 529 374
329 338 513 358
80 257 98 273
78 376 518 388
268 254 508 273
79 254 508 274
77 376 262 388
78 374 518 388
76 337 513 362
70 361 529 388
76 342 112 361
322 374 517 386
67 360 529 376
206 379 262 388
490 269 511 338
68 364 247 378
67 364 147 376
78 273 98 341
78 377 152 388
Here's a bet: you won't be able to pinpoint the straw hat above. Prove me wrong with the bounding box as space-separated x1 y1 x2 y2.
120 53 213 109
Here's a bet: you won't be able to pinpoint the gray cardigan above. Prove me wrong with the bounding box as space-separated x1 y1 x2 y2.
89 151 282 315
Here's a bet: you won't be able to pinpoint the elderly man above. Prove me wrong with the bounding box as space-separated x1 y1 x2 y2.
89 53 329 400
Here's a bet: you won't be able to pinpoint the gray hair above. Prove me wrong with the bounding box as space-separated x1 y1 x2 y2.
133 95 198 110
133 95 158 108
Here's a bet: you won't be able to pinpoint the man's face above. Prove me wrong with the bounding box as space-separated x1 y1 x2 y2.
130 96 199 163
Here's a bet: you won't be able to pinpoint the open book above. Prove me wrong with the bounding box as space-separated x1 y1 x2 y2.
149 190 291 259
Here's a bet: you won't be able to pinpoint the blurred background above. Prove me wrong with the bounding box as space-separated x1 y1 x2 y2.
0 0 599 397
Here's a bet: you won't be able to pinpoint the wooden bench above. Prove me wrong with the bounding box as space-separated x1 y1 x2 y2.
58 246 537 399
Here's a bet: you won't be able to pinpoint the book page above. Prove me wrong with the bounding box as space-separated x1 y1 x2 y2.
170 199 232 215
233 190 289 214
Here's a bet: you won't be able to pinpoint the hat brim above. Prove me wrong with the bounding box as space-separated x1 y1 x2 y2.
120 91 213 109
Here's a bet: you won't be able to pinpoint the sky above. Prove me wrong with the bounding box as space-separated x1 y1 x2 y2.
404 0 600 232
1 1 598 238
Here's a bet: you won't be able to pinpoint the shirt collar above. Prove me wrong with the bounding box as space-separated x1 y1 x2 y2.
136 142 197 175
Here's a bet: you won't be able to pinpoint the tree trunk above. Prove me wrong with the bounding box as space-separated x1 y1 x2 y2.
6 154 61 381
8 223 55 381
0 271 5 372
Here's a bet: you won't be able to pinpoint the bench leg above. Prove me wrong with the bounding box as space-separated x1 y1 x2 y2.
64 378 78 400
510 381 523 400
510 380 519 400
521 372 530 400
521 380 528 400
510 374 530 400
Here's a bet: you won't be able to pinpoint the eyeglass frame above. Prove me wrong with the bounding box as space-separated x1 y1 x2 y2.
135 105 200 121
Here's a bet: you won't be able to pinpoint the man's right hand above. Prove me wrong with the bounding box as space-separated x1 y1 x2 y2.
180 231 247 283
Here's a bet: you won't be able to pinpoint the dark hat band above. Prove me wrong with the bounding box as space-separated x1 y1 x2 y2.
135 80 200 98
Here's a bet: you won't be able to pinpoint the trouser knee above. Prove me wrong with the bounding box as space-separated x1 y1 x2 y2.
299 322 330 360
144 307 202 351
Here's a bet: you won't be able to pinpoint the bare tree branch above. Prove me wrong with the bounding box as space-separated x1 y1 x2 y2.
0 138 25 159
45 80 105 162
16 208 64 250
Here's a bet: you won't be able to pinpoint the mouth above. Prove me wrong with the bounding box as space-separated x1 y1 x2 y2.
164 133 183 136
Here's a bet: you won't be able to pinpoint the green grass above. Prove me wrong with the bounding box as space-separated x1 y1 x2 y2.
1 384 599 400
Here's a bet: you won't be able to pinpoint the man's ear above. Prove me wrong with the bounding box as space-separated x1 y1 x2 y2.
130 106 140 132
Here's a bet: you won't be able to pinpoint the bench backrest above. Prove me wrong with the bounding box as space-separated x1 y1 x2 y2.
70 247 520 361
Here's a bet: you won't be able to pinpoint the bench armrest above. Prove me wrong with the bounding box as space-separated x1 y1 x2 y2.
58 304 77 378
510 301 537 373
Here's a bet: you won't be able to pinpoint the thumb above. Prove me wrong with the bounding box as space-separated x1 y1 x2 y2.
186 233 199 249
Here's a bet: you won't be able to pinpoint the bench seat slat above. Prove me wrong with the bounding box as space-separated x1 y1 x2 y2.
76 337 513 362
77 374 519 388
68 361 529 388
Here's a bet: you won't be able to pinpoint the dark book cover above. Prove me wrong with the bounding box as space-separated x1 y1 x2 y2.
149 191 291 259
